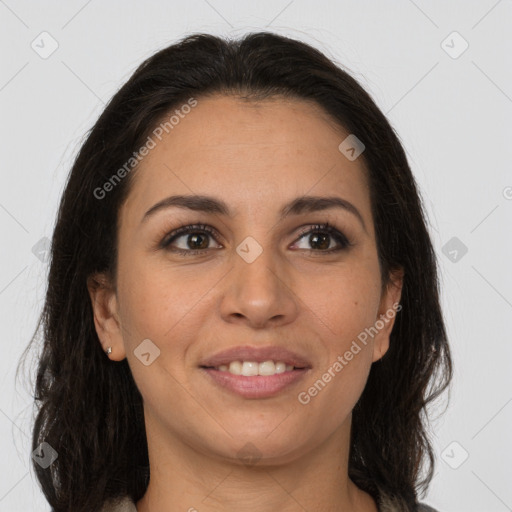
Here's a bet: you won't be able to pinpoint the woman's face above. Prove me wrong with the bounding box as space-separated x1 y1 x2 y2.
90 94 402 465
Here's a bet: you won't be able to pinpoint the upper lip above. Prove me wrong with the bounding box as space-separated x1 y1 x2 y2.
200 345 312 368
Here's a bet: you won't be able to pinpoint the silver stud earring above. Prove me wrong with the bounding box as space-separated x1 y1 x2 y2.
105 346 112 355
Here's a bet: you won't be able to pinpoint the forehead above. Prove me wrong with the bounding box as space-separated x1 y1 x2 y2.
120 94 371 224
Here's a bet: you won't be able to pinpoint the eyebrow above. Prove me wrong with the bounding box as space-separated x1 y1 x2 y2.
142 194 367 232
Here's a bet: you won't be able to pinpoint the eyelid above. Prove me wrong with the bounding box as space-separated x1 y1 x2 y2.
293 222 352 249
159 223 221 249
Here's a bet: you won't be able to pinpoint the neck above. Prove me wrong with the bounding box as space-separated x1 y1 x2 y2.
136 411 378 512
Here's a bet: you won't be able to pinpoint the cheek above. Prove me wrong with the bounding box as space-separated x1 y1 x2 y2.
298 308 376 434
117 263 197 405
116 250 194 339
296 264 381 405
116 254 216 387
302 264 382 344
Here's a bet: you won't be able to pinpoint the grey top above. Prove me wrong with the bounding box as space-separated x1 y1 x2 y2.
100 497 137 512
418 505 439 512
378 491 439 512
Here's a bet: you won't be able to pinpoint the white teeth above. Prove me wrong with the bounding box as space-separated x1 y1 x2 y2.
275 362 286 374
241 361 259 376
216 360 296 376
228 361 242 375
258 361 276 376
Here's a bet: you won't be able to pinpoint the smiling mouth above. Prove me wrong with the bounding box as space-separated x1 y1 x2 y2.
200 360 307 376
199 345 312 398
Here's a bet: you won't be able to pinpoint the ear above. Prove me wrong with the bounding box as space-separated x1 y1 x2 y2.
86 272 126 361
372 267 404 363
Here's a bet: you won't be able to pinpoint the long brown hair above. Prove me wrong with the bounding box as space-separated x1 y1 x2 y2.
18 31 452 511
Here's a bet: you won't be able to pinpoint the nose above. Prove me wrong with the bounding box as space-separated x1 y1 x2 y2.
219 243 299 329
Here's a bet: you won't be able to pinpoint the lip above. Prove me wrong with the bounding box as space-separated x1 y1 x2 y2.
199 345 312 399
199 345 312 369
200 367 310 399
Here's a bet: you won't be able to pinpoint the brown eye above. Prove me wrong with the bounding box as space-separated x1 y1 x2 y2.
292 223 352 254
160 224 222 256
160 222 352 257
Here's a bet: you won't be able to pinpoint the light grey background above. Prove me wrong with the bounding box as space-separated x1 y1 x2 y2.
1 1 511 511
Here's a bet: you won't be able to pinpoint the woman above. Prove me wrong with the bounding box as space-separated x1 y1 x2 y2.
23 32 451 511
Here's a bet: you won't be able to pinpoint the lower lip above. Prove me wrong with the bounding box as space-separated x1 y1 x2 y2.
201 368 309 399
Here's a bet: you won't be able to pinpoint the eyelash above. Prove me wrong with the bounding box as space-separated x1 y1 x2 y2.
159 222 352 257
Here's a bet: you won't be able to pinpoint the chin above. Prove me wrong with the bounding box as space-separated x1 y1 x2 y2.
202 427 314 467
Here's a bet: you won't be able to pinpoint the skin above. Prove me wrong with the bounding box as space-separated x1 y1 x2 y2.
88 94 403 512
